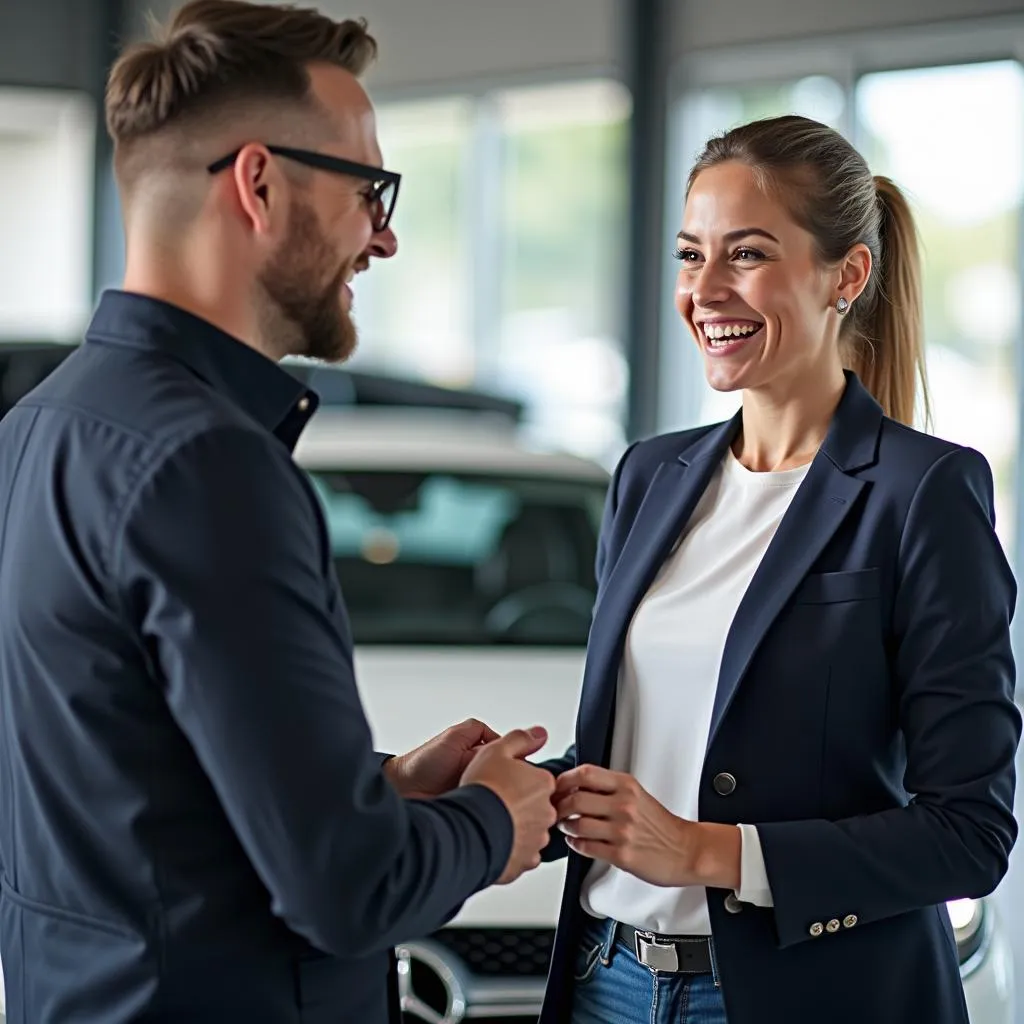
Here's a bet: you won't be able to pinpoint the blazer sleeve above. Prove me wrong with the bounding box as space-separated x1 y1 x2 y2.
114 426 514 957
757 446 1021 948
538 441 640 861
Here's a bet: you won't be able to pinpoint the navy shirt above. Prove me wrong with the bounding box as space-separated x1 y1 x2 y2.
0 290 512 1023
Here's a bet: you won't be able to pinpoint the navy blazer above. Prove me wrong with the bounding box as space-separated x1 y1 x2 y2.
0 293 513 1024
540 373 1021 1024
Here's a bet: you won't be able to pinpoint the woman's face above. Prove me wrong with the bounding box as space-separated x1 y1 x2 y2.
675 160 845 399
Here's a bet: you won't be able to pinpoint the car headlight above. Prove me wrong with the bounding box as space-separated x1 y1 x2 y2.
947 898 986 967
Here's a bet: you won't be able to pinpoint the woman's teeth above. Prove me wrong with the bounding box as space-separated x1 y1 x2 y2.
703 323 761 347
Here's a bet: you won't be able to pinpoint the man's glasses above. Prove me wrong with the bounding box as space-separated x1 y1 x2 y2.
207 145 401 234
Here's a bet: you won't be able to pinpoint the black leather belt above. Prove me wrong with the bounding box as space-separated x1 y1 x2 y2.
619 923 714 974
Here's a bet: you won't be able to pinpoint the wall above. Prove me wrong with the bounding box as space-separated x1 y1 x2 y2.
126 0 1024 85
0 0 106 91
126 0 621 92
672 0 1024 52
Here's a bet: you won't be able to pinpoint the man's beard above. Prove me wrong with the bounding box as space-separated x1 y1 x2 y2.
256 199 357 363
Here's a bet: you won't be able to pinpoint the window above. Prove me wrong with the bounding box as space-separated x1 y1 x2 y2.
349 98 474 383
495 81 631 459
0 89 95 341
309 468 606 647
680 75 846 169
669 55 1023 557
351 80 631 463
855 61 1024 552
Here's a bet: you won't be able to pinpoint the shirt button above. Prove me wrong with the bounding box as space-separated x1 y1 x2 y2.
723 892 743 914
297 396 310 413
712 772 737 796
826 919 841 934
843 914 858 929
809 922 824 938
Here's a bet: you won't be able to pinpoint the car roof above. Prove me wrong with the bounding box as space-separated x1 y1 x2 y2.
294 407 610 482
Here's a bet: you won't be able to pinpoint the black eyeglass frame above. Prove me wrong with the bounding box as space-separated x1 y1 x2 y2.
207 145 401 233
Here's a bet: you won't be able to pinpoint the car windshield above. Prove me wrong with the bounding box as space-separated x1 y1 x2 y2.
306 468 607 646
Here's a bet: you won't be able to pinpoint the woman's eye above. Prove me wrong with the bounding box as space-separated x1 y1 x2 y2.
734 247 765 261
672 247 701 263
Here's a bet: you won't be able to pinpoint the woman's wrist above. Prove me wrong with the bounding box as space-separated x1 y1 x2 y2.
690 822 743 890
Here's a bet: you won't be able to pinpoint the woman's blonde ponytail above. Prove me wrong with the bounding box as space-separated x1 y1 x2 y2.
843 176 929 427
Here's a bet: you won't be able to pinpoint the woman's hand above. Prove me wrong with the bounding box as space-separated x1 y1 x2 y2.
553 764 741 889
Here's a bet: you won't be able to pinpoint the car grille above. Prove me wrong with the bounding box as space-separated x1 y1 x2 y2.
433 927 555 977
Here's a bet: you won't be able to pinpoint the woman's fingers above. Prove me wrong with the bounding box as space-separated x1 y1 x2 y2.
554 789 615 822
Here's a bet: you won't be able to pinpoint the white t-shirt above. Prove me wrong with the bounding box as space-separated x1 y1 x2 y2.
581 446 809 934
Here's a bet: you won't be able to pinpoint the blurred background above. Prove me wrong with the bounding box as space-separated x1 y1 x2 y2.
5 0 1024 534
2 0 1024 1019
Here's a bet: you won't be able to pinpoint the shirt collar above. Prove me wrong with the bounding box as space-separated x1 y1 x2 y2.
84 290 319 450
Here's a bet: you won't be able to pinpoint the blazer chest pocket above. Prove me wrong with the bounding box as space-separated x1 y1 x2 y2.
793 567 880 605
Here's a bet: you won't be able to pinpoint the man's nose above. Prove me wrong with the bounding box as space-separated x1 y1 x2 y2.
367 226 398 260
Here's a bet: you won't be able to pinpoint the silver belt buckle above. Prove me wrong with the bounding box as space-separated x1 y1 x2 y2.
633 929 680 973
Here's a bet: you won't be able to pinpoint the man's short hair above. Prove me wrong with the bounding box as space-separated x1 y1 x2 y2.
105 0 377 189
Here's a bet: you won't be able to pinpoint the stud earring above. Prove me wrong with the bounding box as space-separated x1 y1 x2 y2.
836 296 850 315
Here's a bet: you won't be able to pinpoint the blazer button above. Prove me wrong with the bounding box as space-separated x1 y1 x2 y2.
712 772 737 796
809 922 824 938
724 893 744 914
843 915 858 929
826 919 841 934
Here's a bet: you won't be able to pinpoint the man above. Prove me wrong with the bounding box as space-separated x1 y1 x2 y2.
0 2 557 1021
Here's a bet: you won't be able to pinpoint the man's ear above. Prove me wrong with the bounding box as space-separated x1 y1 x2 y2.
229 143 284 239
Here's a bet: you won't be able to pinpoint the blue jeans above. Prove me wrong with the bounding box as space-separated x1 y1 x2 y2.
571 916 729 1024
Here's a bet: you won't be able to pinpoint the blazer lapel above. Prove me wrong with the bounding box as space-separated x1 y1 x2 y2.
706 372 883 750
576 417 740 766
706 457 864 750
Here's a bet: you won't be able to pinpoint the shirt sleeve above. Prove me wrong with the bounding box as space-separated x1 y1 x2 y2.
736 824 774 906
113 425 513 957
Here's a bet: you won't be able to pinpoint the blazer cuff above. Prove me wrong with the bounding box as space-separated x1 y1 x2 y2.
736 824 775 907
439 784 515 885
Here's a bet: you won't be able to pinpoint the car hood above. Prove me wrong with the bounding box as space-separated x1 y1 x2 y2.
353 646 583 926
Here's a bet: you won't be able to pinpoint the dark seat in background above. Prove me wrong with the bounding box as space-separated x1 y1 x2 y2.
477 503 597 643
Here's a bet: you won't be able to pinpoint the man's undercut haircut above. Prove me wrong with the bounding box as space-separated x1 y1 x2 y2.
105 0 377 190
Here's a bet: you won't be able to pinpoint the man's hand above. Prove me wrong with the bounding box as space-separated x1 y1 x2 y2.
460 727 557 885
553 764 741 890
383 718 500 799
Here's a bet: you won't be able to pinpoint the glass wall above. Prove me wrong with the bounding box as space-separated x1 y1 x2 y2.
349 97 474 383
856 61 1024 551
0 88 95 342
352 80 631 463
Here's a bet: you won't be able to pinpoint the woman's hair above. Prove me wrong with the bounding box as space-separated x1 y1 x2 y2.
688 114 928 427
105 0 377 191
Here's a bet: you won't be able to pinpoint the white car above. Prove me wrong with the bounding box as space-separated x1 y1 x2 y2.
291 395 1016 1024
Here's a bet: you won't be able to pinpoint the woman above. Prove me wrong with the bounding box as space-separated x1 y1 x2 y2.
538 114 1021 1024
